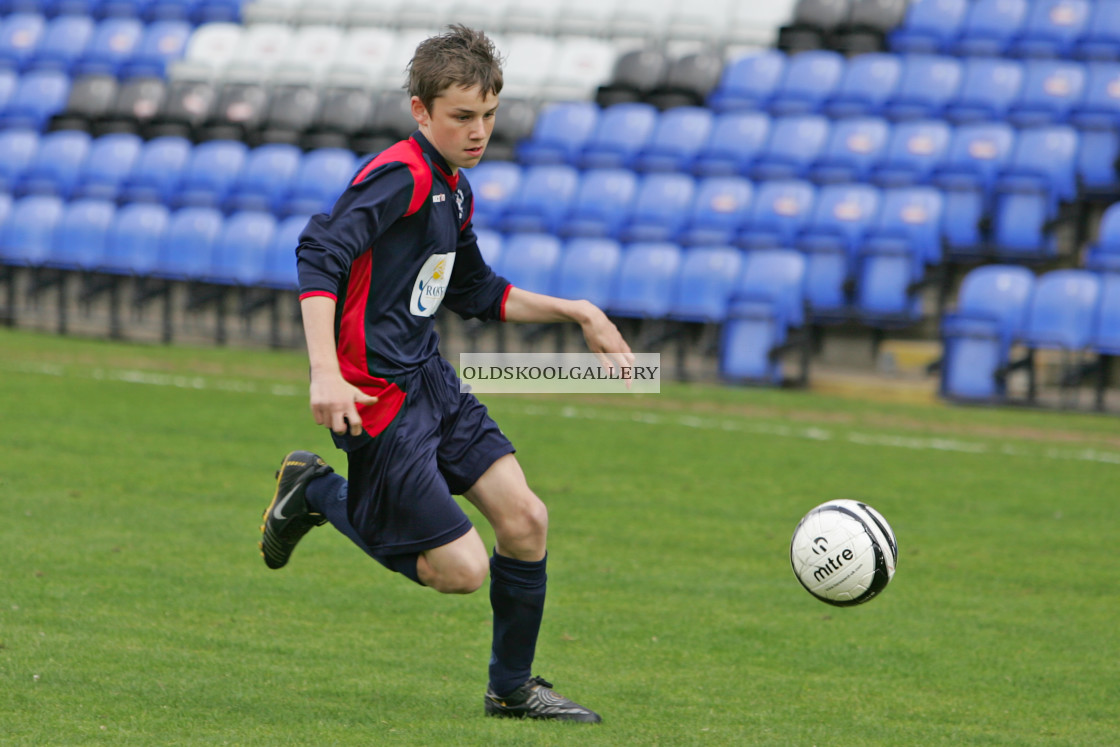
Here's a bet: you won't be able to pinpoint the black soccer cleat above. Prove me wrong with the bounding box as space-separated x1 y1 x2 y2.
484 676 601 723
259 450 332 569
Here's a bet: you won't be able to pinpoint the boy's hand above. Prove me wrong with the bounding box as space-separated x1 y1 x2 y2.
310 372 379 436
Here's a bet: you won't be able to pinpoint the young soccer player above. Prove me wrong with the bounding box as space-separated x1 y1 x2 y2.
259 25 632 723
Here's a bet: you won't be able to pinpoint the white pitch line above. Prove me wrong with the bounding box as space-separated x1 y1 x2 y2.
7 361 1120 466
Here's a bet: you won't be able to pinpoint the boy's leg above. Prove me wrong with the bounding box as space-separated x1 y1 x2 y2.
460 454 601 723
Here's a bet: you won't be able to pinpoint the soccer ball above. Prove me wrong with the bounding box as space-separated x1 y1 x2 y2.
790 500 897 607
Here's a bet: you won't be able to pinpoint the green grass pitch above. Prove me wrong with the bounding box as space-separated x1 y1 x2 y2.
1 328 1118 745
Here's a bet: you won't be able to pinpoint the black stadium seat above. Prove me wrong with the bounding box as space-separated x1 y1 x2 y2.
777 0 852 54
256 84 320 147
48 74 118 133
95 76 167 136
144 77 217 140
195 80 271 143
644 52 723 110
302 84 375 151
595 48 669 109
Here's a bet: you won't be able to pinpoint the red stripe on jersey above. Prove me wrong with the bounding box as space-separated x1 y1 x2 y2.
499 283 512 322
299 290 338 302
351 138 432 217
335 249 406 437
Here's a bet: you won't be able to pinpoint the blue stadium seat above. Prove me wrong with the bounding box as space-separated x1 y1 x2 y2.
0 67 15 111
47 197 115 271
995 124 1079 205
120 20 189 79
500 163 579 234
633 106 713 173
797 182 881 315
193 0 241 24
0 13 46 71
951 0 1029 57
608 241 682 319
863 185 944 268
618 172 696 243
1091 274 1120 355
494 232 561 296
944 57 1024 124
102 201 168 276
1070 62 1120 130
822 52 902 119
692 110 770 177
0 127 38 192
737 179 817 250
0 194 64 267
707 49 786 113
872 119 951 187
577 102 658 170
1074 0 1120 61
174 139 248 208
768 50 845 116
465 161 521 230
280 147 357 216
1070 63 1120 196
1010 0 1090 59
75 132 142 200
16 129 91 198
72 17 143 77
668 245 744 323
259 213 306 290
119 135 191 204
153 206 223 280
474 228 502 267
516 101 599 166
808 116 890 184
940 264 1034 400
31 15 94 72
882 54 962 121
678 176 753 247
555 237 622 308
719 248 807 384
888 0 968 54
934 123 1016 257
204 210 276 286
1086 202 1120 273
0 68 69 129
95 0 148 18
1007 60 1086 127
144 0 195 23
561 168 638 238
750 114 830 181
990 191 1060 260
1023 269 1099 351
224 143 301 214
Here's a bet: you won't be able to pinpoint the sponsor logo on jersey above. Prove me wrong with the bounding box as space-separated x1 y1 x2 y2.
432 193 446 203
410 252 456 317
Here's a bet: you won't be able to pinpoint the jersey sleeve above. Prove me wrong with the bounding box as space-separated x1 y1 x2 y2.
442 221 512 322
295 159 419 301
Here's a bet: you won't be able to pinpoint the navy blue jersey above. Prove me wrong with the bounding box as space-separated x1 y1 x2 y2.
296 132 510 437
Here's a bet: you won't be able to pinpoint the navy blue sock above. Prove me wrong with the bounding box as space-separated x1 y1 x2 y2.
305 473 375 556
305 473 425 586
489 551 547 697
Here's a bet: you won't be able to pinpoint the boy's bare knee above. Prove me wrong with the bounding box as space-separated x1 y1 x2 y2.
429 558 488 594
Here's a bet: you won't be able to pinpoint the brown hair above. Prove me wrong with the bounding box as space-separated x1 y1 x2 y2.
406 25 504 113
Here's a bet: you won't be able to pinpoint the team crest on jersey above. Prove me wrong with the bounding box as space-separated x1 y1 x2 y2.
455 189 465 222
410 252 456 317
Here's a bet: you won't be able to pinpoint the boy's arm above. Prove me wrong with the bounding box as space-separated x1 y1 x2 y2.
502 286 635 370
300 295 377 436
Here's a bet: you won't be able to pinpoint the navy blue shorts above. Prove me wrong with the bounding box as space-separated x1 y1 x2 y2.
340 356 515 557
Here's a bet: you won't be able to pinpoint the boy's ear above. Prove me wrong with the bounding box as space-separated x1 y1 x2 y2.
410 96 430 127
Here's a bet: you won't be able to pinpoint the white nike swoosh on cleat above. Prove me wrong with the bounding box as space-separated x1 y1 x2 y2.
272 484 300 520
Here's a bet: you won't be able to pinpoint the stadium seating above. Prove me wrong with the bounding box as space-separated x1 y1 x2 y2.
224 142 301 213
493 232 561 296
101 201 169 276
888 0 969 54
1090 274 1120 408
464 161 520 230
808 116 891 184
0 193 65 266
278 147 356 216
16 128 91 198
882 54 961 122
940 264 1034 400
951 0 1028 58
749 114 829 181
152 205 223 280
47 196 114 271
823 52 901 119
667 245 744 324
677 176 753 247
1086 202 1120 273
259 212 306 290
516 101 599 166
500 163 579 234
608 241 682 319
618 172 696 243
798 182 881 316
74 131 142 200
1009 0 1090 59
737 179 816 249
692 111 770 178
707 50 785 114
632 106 712 173
768 50 844 116
1074 0 1120 61
554 236 622 308
719 248 807 384
1020 268 1100 401
204 209 275 285
944 57 1024 124
561 167 638 238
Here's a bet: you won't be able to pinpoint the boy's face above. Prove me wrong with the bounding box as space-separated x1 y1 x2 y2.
411 85 498 173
